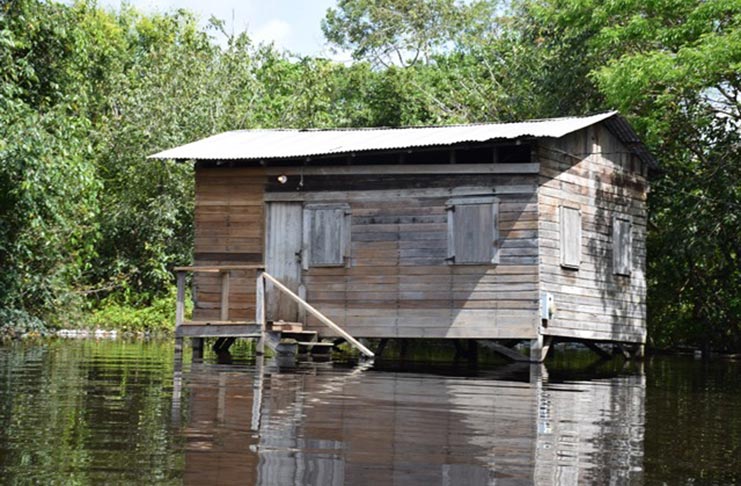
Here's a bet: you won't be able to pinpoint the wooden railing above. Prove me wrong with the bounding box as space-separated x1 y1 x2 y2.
173 265 374 358
174 265 265 328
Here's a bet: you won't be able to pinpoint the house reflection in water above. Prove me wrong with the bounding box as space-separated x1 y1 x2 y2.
173 359 645 485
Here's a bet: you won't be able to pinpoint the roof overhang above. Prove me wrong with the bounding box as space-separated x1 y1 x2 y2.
149 111 658 169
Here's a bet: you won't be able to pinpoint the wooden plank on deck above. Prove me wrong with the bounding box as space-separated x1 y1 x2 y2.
176 323 262 337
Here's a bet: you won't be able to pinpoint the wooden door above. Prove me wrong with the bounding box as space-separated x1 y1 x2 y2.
265 202 303 322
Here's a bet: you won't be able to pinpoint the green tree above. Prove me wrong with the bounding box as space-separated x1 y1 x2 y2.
0 0 101 326
322 0 497 67
586 0 741 350
507 0 741 350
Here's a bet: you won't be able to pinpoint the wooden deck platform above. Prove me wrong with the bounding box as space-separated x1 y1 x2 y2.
175 322 262 338
173 266 374 358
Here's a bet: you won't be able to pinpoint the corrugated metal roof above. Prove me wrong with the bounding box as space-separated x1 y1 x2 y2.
149 111 657 168
601 116 658 169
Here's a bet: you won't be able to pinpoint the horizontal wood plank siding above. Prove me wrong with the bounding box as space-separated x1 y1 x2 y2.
192 166 266 321
191 165 541 338
190 135 649 345
537 125 648 343
292 172 541 338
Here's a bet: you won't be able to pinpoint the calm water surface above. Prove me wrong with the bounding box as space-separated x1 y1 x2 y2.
0 340 738 485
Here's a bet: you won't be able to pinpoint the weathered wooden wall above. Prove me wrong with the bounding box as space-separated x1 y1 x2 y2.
192 166 265 321
192 163 541 339
537 124 648 343
191 124 648 343
266 172 541 339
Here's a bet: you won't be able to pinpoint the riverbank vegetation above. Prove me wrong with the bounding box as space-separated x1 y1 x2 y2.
0 0 738 350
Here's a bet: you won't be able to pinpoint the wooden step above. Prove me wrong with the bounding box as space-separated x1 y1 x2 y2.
296 340 335 356
280 330 318 339
295 341 334 347
266 328 335 357
269 321 304 332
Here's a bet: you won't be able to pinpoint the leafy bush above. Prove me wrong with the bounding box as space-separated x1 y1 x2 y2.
85 287 191 334
0 308 49 339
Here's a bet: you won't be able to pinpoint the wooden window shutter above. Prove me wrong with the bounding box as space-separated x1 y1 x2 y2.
613 215 632 276
560 206 582 269
304 204 351 268
447 197 499 265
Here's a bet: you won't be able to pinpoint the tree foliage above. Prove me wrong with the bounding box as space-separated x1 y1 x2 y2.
0 0 410 329
495 0 741 350
1 1 100 324
322 0 497 67
583 0 741 351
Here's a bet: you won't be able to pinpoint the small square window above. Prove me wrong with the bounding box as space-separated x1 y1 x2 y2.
560 206 581 269
446 197 499 265
613 215 632 276
303 204 351 267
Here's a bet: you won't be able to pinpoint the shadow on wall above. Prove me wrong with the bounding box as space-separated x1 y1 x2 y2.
588 126 646 342
543 125 646 344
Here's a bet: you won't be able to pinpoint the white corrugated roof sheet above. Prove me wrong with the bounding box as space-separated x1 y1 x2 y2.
149 111 656 167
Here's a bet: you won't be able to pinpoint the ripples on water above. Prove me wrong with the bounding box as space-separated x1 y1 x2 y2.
0 340 738 485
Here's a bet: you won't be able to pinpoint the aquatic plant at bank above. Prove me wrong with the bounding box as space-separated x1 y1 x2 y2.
0 309 49 339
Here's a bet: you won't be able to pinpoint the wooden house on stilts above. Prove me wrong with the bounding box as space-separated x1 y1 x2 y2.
151 112 656 362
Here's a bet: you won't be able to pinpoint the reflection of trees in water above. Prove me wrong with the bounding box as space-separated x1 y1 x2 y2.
0 341 183 484
181 361 646 485
643 360 741 483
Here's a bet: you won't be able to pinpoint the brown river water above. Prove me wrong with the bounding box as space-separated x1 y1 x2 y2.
0 340 739 485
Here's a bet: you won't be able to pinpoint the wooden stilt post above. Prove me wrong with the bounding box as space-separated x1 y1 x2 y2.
530 335 552 363
453 339 465 360
213 337 236 354
213 337 226 353
529 362 549 383
174 337 184 357
192 337 204 360
615 342 631 359
467 340 479 365
174 271 186 365
175 271 186 328
619 342 646 360
376 338 389 359
255 271 266 355
220 270 230 322
399 339 409 360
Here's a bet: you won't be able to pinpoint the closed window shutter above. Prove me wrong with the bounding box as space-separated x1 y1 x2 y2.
447 197 499 264
304 205 350 267
613 216 632 276
560 206 581 269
